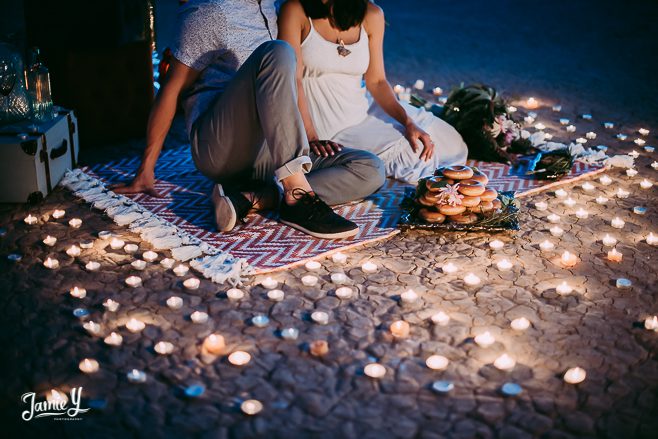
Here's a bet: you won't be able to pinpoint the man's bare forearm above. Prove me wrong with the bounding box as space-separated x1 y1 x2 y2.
139 89 179 175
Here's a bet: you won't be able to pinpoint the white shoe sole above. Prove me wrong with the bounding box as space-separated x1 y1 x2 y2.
211 184 237 232
280 220 359 240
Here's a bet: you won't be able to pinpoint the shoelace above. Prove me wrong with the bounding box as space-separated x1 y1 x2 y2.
290 189 333 221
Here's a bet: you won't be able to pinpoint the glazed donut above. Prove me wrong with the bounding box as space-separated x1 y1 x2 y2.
443 165 474 180
470 169 489 185
419 208 446 224
457 179 486 197
491 199 503 210
425 176 446 193
478 200 495 212
480 188 498 202
434 167 446 177
448 213 479 224
460 196 481 208
438 204 467 216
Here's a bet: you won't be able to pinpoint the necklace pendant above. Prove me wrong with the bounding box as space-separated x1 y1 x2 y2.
337 39 351 57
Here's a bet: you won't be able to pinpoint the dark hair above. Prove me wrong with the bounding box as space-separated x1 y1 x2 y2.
300 0 369 31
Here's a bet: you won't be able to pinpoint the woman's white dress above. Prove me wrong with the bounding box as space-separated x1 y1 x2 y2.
300 19 468 183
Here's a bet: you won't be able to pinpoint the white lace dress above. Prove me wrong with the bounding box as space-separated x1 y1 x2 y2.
300 18 468 183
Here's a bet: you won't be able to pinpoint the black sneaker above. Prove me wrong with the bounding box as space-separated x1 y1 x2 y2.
211 184 253 232
279 190 359 239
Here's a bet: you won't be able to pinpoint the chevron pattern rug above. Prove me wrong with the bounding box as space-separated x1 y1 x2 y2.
81 147 603 273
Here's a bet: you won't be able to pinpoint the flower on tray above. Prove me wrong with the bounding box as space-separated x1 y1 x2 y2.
438 184 464 206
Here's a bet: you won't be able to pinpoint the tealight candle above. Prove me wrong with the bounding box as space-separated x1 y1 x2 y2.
166 296 183 309
549 226 564 237
361 261 378 273
617 134 628 141
493 354 516 371
442 262 458 274
260 277 278 289
310 340 329 356
301 275 319 287
7 253 22 262
653 162 658 170
173 264 189 277
69 286 86 299
43 235 57 246
595 196 609 204
311 311 329 325
563 198 576 207
98 231 112 240
154 341 174 355
24 214 38 225
559 118 570 126
104 332 123 346
474 331 495 348
413 79 425 90
364 363 386 378
463 273 481 286
575 208 589 219
625 169 638 178
426 355 449 371
43 257 59 269
510 317 530 331
640 179 653 189
331 252 347 264
431 311 450 326
599 175 613 185
126 369 147 383
328 286 351 300
52 209 65 219
190 311 209 324
602 234 617 246
496 259 513 271
142 251 158 262
564 367 586 384
241 399 263 416
109 238 125 250
267 289 285 301
281 327 299 340
83 321 101 336
66 245 81 257
582 114 592 120
183 278 200 290
226 288 245 300
566 125 576 133
524 116 535 124
607 248 623 262
585 132 597 140
535 201 548 211
160 258 175 269
251 315 269 327
575 137 587 144
131 260 147 271
85 261 100 271
125 276 142 288
400 289 419 303
390 320 410 338
639 128 650 136
634 206 647 215
228 351 251 366
552 105 562 112
393 84 404 94
526 97 538 109
80 240 94 249
68 218 82 228
125 318 145 333
560 251 578 268
489 240 504 250
539 240 555 251
330 272 348 284
103 299 119 312
556 281 573 295
644 316 658 331
507 105 518 113
634 138 646 146
616 278 632 289
646 233 658 245
581 182 595 191
202 334 225 355
535 122 546 130
611 217 625 229
123 244 138 254
603 122 614 129
47 389 68 404
547 214 561 223
305 260 321 271
544 133 553 140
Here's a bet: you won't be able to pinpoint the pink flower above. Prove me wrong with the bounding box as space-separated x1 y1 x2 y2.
438 184 464 206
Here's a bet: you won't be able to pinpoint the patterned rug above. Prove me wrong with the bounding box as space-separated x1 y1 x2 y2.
80 146 604 274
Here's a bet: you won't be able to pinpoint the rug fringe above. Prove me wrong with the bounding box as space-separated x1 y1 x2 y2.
60 168 253 286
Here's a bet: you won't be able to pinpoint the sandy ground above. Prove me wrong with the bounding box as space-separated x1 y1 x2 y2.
1 0 658 437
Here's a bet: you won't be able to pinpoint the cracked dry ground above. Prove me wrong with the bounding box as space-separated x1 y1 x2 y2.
0 102 657 438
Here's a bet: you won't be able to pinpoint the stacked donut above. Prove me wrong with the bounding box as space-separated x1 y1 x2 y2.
416 165 502 225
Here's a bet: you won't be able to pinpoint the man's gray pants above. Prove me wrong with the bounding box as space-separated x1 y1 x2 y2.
190 40 386 206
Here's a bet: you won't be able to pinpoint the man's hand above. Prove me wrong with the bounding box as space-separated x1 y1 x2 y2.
112 170 162 197
309 139 343 157
404 121 434 162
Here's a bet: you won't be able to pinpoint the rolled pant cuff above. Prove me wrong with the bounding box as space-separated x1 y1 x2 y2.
274 156 313 181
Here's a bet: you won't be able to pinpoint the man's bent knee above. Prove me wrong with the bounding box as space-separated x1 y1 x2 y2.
257 40 296 69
